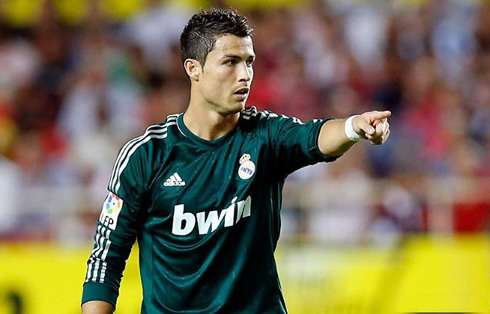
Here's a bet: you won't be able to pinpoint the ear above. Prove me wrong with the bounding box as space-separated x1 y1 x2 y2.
184 59 201 82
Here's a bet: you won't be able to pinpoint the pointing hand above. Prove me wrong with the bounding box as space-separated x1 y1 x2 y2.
352 111 391 145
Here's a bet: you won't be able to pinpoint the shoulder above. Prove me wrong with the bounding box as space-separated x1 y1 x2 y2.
108 114 181 192
242 107 301 121
240 107 307 127
121 114 180 154
238 107 284 130
240 106 282 120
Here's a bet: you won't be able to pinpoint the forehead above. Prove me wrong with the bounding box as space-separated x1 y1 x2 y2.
209 34 255 58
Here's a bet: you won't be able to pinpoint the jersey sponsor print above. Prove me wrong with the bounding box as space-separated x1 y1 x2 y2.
172 195 252 236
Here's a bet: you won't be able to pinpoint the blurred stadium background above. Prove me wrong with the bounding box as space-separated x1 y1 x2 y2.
0 0 489 313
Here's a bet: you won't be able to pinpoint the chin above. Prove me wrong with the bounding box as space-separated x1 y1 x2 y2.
235 103 246 113
223 102 245 115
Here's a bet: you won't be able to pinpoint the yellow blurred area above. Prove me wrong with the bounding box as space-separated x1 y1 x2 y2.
3 0 144 25
5 0 461 25
0 235 488 314
1 0 302 26
278 235 490 313
2 0 43 26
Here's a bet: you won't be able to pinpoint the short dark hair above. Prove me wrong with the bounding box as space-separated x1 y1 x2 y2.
180 8 253 66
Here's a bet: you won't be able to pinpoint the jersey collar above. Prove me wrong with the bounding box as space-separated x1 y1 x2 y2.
177 113 239 149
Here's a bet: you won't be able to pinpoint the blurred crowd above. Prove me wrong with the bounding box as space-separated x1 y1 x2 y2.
0 0 488 243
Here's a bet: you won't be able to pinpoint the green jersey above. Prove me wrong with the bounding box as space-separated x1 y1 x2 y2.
82 107 337 313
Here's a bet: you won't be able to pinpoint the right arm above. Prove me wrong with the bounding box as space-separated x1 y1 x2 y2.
82 300 114 314
82 137 151 311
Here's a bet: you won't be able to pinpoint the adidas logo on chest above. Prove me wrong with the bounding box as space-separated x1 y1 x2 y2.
163 172 186 187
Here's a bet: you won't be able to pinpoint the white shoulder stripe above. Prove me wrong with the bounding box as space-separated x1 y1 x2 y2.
109 125 167 190
109 117 178 189
113 131 172 192
109 119 177 191
264 110 278 118
110 115 179 187
109 127 167 191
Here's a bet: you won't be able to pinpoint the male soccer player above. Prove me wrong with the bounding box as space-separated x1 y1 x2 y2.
82 8 391 314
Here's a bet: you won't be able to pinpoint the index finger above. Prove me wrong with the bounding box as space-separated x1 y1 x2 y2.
369 111 391 123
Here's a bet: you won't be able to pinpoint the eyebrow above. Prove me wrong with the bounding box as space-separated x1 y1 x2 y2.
221 54 256 60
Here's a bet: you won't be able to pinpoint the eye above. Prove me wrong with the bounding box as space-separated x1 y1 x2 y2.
225 59 236 66
246 58 255 67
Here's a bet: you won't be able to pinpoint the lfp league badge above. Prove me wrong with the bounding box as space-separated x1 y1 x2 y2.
99 192 123 230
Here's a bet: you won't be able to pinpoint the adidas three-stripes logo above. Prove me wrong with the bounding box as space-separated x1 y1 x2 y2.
163 172 186 186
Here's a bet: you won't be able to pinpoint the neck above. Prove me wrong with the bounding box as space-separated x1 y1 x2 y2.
183 97 240 141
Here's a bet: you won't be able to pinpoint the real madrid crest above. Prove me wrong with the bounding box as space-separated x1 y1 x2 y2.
238 153 255 180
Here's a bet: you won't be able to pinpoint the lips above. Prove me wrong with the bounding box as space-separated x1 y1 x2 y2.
234 87 249 95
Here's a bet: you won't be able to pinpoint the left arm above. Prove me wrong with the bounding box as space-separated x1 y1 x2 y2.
318 111 391 157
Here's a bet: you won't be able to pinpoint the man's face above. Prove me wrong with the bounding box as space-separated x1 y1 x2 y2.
197 34 255 115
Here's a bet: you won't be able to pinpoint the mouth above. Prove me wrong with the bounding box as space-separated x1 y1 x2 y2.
234 87 249 100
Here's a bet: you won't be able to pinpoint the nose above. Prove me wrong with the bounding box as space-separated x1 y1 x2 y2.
238 62 253 82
